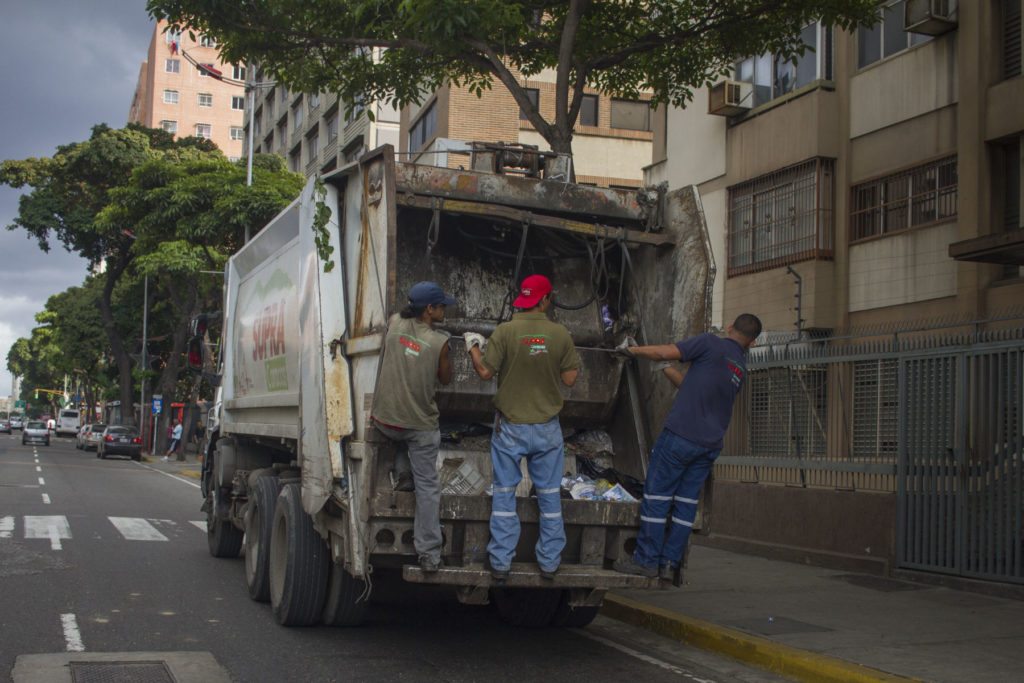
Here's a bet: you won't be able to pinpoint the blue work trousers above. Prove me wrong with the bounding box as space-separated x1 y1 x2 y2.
634 429 719 569
488 416 566 573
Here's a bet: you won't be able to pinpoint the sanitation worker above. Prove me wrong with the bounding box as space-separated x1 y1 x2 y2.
371 281 456 573
613 313 762 581
465 274 580 583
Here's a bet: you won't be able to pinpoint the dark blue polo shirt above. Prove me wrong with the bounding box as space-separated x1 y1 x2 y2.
662 334 747 450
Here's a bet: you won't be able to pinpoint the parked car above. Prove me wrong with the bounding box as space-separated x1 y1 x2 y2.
0 419 10 434
75 424 91 449
22 421 50 446
97 426 142 461
78 423 107 451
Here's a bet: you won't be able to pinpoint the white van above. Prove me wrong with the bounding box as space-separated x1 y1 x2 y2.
56 409 81 437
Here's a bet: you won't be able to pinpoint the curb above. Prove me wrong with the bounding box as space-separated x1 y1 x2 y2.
601 594 920 683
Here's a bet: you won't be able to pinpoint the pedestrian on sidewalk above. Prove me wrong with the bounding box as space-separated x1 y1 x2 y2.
163 419 182 462
370 282 456 574
613 313 761 581
466 274 580 583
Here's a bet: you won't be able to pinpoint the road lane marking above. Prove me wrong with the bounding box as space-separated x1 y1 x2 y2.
0 516 13 538
575 629 715 681
61 613 85 652
36 466 42 472
109 517 169 541
190 521 207 532
130 461 201 489
25 516 71 544
42 493 51 504
48 524 63 550
38 477 45 486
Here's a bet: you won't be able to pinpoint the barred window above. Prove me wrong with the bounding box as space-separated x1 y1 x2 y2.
727 158 834 276
850 156 957 242
852 359 898 460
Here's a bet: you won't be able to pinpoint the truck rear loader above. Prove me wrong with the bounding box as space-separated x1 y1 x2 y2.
197 144 714 628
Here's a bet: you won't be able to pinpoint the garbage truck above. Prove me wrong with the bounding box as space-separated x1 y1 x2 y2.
195 143 715 628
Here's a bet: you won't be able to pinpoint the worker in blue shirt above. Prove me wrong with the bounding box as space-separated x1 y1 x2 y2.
613 313 762 581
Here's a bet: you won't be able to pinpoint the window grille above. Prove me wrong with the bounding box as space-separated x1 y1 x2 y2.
853 359 899 459
1004 0 1022 79
748 366 828 457
727 158 834 276
850 156 957 242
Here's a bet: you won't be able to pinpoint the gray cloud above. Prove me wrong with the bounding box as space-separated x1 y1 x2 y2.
0 1 155 395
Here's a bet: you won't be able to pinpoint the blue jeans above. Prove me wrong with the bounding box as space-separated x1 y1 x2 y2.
488 416 566 573
634 430 719 569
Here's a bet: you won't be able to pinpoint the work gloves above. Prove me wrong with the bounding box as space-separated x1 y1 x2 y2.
464 332 487 353
614 336 638 358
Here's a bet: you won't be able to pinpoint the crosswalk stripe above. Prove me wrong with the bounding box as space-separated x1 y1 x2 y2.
190 521 207 532
108 517 168 541
0 516 13 538
25 515 71 540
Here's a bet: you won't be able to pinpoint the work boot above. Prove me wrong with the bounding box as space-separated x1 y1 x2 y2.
539 565 559 581
419 555 443 573
394 471 415 492
659 565 683 586
612 556 658 578
486 559 510 585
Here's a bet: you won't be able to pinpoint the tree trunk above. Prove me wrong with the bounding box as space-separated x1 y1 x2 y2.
153 274 200 459
96 255 136 427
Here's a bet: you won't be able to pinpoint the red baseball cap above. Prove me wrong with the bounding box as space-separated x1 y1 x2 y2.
513 274 552 309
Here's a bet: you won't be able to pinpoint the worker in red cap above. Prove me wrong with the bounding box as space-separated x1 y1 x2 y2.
466 274 580 582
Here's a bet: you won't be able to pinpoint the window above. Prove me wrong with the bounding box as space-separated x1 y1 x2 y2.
519 88 540 121
327 113 339 142
858 0 931 68
195 123 212 139
289 146 301 172
200 35 215 48
850 156 958 241
231 126 244 141
292 101 303 129
165 59 180 73
735 23 831 107
277 121 287 146
164 29 181 44
280 85 289 103
233 65 247 81
346 95 366 123
727 158 835 276
197 63 220 77
610 99 651 131
232 96 245 111
307 131 320 164
163 89 179 104
408 101 437 151
579 94 598 126
160 120 177 134
198 93 213 107
309 93 321 110
1004 0 1022 79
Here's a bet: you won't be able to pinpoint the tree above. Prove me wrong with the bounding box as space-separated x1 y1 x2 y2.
148 0 877 156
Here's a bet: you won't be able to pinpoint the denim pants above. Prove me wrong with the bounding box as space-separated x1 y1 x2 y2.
634 429 719 569
374 423 443 564
488 416 566 573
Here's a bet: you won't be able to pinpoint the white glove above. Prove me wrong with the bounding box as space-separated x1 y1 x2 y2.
464 332 486 352
652 360 674 373
614 336 638 358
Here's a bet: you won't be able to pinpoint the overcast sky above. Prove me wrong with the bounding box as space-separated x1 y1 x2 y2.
0 1 155 396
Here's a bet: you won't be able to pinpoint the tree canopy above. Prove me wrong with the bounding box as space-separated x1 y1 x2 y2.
147 0 878 154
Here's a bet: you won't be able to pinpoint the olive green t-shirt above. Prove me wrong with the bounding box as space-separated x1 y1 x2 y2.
481 311 581 424
371 314 449 431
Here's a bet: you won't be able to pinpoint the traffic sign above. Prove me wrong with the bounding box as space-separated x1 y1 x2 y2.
152 397 163 415
14 400 25 409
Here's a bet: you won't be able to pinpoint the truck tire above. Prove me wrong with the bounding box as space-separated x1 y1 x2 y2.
492 588 561 628
245 474 282 602
207 498 244 558
322 563 369 627
550 590 601 628
269 483 329 626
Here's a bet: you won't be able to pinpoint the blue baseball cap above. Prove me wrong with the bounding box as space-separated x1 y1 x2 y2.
408 281 456 307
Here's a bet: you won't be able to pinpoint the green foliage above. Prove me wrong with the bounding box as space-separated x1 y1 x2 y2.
147 0 878 152
311 177 335 273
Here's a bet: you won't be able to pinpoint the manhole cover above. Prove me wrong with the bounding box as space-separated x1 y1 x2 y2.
70 661 175 683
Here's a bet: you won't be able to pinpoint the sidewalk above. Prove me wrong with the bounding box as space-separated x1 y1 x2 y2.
141 450 202 480
607 545 1024 682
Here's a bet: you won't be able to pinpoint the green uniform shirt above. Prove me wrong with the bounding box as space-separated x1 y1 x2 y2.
482 311 581 424
371 314 449 431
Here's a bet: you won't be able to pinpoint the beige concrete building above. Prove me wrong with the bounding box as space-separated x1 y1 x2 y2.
401 69 653 187
128 20 246 159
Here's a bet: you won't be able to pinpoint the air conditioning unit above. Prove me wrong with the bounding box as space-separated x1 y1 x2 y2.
708 80 753 117
904 0 957 36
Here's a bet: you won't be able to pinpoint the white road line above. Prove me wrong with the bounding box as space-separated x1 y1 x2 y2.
130 461 201 489
0 516 14 538
108 517 169 542
190 521 207 532
38 477 45 486
48 524 63 550
25 515 71 544
36 465 42 472
61 613 85 652
42 493 51 504
576 630 715 681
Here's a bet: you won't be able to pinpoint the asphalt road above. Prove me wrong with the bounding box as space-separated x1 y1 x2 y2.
0 435 779 682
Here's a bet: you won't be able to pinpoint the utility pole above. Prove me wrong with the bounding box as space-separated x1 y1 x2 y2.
140 274 148 445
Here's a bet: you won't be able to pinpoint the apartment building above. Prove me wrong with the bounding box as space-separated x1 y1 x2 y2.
400 70 653 188
128 20 246 159
244 65 400 178
648 1 1024 585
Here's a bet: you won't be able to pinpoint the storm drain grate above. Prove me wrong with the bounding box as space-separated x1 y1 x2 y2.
70 661 176 683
